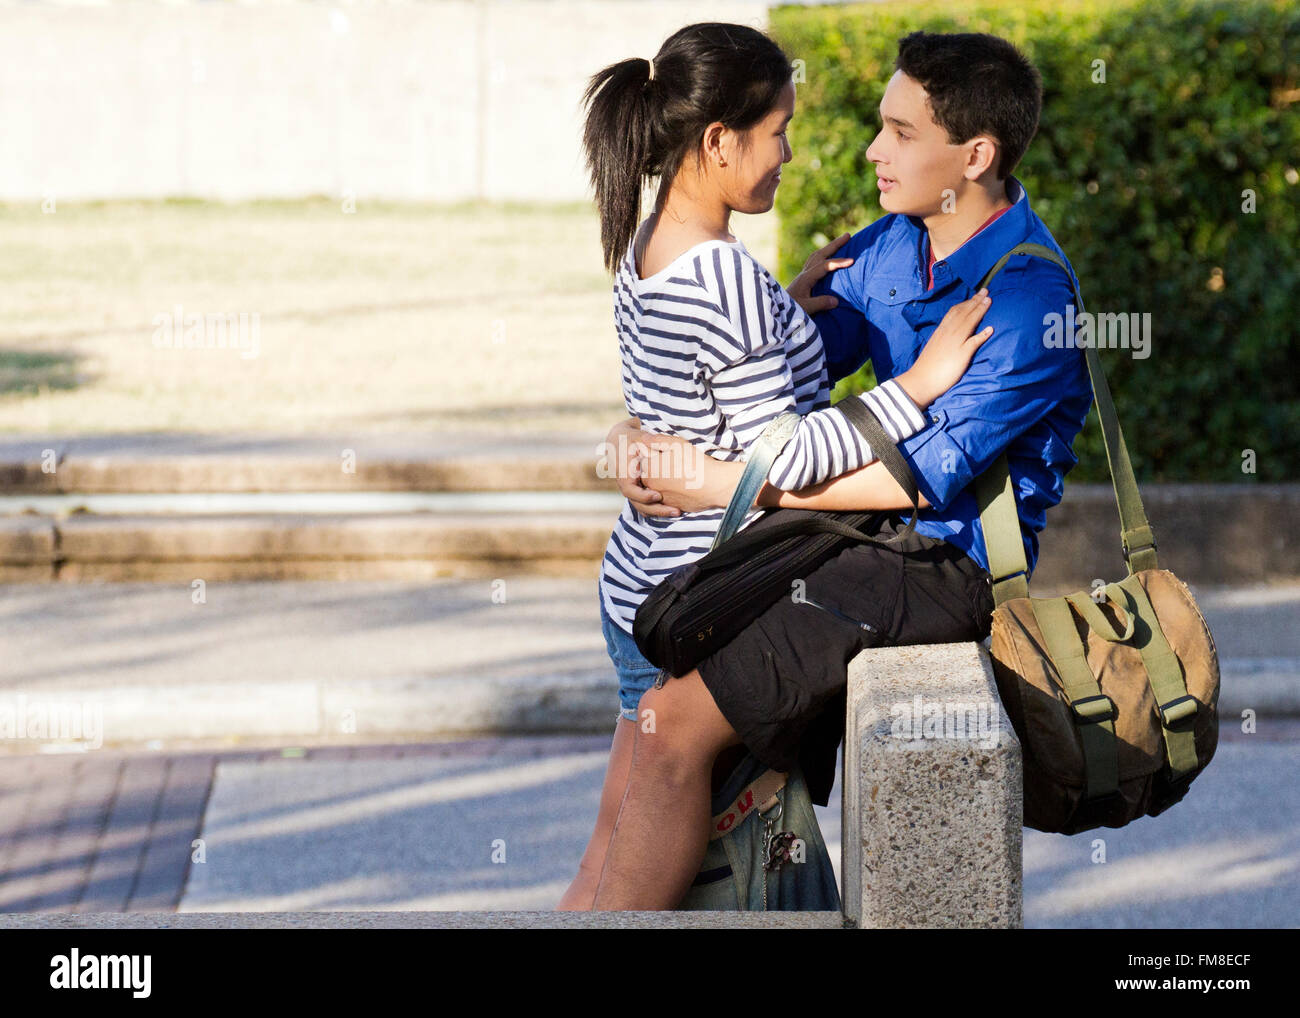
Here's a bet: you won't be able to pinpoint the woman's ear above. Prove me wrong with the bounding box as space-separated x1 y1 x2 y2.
701 121 730 170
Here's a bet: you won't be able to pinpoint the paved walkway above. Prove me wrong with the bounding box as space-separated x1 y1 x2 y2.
1022 724 1300 928
2 724 1295 925
0 746 214 911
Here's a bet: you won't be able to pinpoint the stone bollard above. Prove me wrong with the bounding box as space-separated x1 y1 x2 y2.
842 641 1023 928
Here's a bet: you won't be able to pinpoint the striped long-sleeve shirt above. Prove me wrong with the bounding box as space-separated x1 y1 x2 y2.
598 228 929 636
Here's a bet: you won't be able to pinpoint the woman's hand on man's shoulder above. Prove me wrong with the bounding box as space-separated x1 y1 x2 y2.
786 232 855 318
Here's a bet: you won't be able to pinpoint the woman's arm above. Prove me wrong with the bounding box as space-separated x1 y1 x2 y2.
763 290 993 492
630 369 928 513
600 414 683 519
633 290 993 513
605 259 990 518
633 436 932 513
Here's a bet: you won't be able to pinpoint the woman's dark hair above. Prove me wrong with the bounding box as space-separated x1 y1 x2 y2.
894 31 1043 180
581 22 793 272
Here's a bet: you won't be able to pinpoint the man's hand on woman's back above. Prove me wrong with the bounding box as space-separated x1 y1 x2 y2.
602 416 681 519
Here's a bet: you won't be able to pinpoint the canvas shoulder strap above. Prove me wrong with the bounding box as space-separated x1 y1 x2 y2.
711 393 923 551
972 242 1159 606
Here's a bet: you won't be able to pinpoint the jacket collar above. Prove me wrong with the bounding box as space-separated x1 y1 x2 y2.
902 176 1035 293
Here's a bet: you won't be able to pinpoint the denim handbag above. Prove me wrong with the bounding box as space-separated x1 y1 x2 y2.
676 750 841 912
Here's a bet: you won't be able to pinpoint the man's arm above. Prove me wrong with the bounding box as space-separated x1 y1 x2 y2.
756 458 932 511
621 439 931 515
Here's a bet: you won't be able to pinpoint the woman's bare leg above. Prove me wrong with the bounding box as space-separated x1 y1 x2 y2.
592 668 742 910
555 715 638 910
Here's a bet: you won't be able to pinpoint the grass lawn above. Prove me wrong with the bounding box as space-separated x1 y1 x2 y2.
0 199 777 437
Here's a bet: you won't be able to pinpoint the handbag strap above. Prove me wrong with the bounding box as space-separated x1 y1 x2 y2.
1111 573 1201 779
833 394 920 544
710 410 801 550
972 242 1160 608
631 509 893 648
709 768 787 840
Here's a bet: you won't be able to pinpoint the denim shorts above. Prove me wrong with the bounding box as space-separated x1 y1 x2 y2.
598 586 667 724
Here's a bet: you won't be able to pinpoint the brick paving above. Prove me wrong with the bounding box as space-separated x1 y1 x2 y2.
0 735 609 913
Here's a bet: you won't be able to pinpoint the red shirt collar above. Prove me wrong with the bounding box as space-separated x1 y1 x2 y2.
926 203 1012 290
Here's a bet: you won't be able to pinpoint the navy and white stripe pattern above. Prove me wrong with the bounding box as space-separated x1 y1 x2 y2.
598 229 928 636
767 373 926 490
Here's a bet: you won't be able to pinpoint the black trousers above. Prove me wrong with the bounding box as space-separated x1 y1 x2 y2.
696 512 996 807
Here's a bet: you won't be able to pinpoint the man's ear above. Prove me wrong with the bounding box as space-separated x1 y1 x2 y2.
963 135 1001 182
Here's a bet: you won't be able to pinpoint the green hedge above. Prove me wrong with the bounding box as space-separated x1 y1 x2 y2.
770 0 1300 483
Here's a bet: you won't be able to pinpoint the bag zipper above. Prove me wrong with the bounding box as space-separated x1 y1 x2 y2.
800 595 880 634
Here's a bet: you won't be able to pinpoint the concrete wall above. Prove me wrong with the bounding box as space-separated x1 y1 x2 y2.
844 642 1023 928
3 1 768 203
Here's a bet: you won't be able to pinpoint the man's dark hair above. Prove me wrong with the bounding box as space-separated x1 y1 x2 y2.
894 31 1042 179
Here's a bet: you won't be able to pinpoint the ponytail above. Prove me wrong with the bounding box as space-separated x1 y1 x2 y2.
581 58 656 273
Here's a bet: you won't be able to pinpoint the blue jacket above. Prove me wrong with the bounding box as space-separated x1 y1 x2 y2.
811 176 1094 577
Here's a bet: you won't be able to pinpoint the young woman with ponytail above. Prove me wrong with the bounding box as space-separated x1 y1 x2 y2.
560 22 996 910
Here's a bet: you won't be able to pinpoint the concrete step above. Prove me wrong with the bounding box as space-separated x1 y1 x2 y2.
0 431 608 494
0 911 847 929
1 481 1298 586
0 512 613 581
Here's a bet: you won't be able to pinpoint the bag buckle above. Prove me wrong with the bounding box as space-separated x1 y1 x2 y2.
1157 694 1198 727
1121 538 1157 562
991 570 1027 598
1069 693 1117 725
